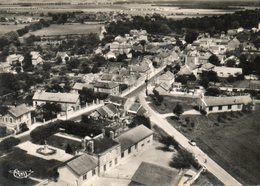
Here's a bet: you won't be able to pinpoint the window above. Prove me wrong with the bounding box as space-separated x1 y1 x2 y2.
115 158 118 165
5 118 7 122
128 148 131 154
83 174 87 180
228 105 232 110
121 152 124 158
209 106 213 111
218 106 222 110
147 140 150 143
135 144 137 149
109 161 112 167
141 144 144 147
103 165 106 171
92 169 96 176
237 104 242 109
10 118 12 123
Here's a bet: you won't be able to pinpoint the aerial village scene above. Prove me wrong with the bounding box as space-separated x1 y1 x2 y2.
0 0 260 186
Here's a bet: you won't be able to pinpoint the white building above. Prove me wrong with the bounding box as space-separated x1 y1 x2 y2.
213 66 242 78
199 95 254 114
30 51 43 66
32 91 80 111
0 104 31 133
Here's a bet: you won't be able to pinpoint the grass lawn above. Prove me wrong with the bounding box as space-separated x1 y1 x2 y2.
0 148 62 186
167 105 260 185
147 95 197 114
27 23 102 36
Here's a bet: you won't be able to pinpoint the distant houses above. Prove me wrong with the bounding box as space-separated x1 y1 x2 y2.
0 104 32 133
198 95 254 114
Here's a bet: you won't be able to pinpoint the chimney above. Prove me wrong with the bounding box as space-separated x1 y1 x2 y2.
102 129 105 137
87 140 94 153
109 131 115 139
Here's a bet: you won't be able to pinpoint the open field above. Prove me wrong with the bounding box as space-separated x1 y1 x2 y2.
0 24 28 35
167 105 260 185
147 95 197 114
26 23 102 36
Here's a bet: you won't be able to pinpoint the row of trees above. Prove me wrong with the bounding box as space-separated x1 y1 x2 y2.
106 9 260 41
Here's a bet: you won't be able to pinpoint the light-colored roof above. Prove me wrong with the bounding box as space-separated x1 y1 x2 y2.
214 66 242 74
32 91 79 104
115 125 153 151
66 154 98 176
72 83 91 90
159 71 175 81
128 103 142 114
130 162 182 186
202 95 252 107
94 81 119 89
8 104 31 118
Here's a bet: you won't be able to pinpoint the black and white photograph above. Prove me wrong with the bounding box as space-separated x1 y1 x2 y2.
0 0 259 185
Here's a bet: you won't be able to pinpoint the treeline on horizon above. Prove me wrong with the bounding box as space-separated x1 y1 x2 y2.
106 9 260 36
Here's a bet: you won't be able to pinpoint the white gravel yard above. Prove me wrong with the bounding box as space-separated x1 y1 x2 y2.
17 141 73 162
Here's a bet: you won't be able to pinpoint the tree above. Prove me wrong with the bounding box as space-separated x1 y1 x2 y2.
173 104 184 117
129 115 151 129
65 144 73 154
56 56 62 64
225 59 236 67
160 136 179 150
152 89 164 103
205 87 221 96
41 103 62 121
185 31 199 44
23 52 33 71
0 126 7 137
169 149 200 169
20 123 29 132
208 54 220 66
0 137 20 151
175 75 188 85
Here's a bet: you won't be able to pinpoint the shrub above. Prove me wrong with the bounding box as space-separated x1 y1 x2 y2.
169 149 200 169
160 136 179 150
173 104 184 116
200 110 207 115
0 137 20 151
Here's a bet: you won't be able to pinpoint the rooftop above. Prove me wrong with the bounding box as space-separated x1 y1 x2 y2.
33 91 79 104
130 162 182 186
202 95 252 107
66 154 98 177
115 125 153 151
8 104 31 118
93 137 119 154
94 81 119 89
106 95 127 106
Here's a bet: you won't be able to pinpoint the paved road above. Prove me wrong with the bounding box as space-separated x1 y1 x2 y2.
138 92 242 186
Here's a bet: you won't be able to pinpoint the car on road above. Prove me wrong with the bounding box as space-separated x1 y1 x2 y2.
189 140 196 146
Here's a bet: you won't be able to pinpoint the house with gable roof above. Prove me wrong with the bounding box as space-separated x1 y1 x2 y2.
94 81 120 95
58 154 98 186
32 91 80 111
0 104 32 132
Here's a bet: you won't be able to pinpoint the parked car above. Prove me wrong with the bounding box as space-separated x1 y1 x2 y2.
189 140 196 146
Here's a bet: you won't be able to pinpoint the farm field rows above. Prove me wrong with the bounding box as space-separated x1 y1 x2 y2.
27 23 102 36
